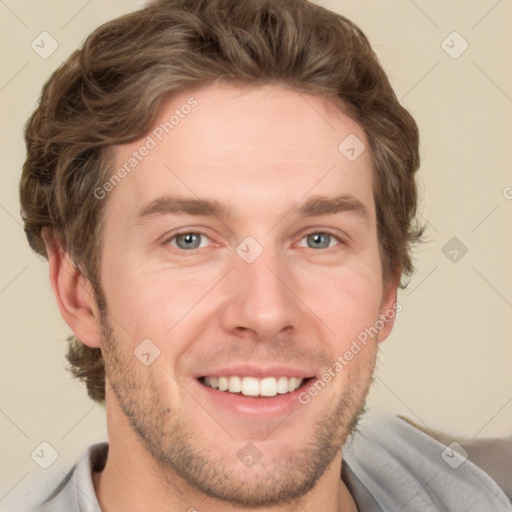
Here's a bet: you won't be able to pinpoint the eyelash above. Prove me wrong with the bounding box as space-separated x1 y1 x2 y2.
162 229 346 251
163 230 213 250
300 229 345 248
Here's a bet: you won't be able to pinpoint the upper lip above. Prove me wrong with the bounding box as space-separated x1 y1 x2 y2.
193 364 317 380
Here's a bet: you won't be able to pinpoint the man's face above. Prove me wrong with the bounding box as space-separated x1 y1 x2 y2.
96 83 396 506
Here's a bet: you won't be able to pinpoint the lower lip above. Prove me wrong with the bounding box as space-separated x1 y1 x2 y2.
193 378 315 419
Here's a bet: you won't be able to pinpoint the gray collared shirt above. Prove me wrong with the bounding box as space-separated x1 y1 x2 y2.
24 413 512 512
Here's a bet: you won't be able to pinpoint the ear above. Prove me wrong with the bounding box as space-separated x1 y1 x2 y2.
43 231 101 348
377 273 401 344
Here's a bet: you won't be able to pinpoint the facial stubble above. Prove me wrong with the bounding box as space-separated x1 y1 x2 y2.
96 292 377 508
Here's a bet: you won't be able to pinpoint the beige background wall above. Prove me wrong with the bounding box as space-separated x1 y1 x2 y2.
1 0 511 507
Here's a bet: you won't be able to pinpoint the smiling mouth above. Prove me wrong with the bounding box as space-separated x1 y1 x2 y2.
199 376 313 398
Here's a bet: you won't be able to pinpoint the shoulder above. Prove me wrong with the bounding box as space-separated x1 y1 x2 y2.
343 411 512 512
18 443 107 512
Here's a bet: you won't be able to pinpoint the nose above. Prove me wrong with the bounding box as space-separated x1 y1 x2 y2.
219 245 303 341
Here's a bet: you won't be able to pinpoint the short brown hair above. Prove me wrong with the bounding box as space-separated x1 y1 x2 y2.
20 0 424 404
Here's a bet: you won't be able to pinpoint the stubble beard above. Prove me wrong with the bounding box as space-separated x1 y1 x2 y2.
98 303 376 508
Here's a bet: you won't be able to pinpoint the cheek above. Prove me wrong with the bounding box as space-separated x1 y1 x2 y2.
100 259 223 350
296 262 383 342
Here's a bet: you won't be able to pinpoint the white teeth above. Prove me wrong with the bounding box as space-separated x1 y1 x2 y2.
228 376 242 393
241 377 260 396
260 377 277 397
276 376 289 394
218 376 229 391
289 377 301 391
202 376 304 396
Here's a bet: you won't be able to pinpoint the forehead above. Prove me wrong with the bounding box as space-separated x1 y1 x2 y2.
107 83 374 219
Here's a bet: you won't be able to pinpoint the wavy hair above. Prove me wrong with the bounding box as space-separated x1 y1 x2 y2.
20 0 424 404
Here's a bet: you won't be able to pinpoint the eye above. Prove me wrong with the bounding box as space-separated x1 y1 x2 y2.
299 232 340 249
167 232 210 250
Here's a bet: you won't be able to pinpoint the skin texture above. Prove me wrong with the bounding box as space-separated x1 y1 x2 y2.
47 83 398 512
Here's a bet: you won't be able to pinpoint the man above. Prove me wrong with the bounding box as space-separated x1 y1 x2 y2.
19 0 511 510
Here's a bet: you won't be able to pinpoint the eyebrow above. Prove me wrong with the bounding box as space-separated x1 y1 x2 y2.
297 195 370 223
134 193 369 224
135 196 231 222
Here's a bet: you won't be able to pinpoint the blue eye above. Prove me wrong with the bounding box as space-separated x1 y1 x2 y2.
169 233 209 250
300 233 338 249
